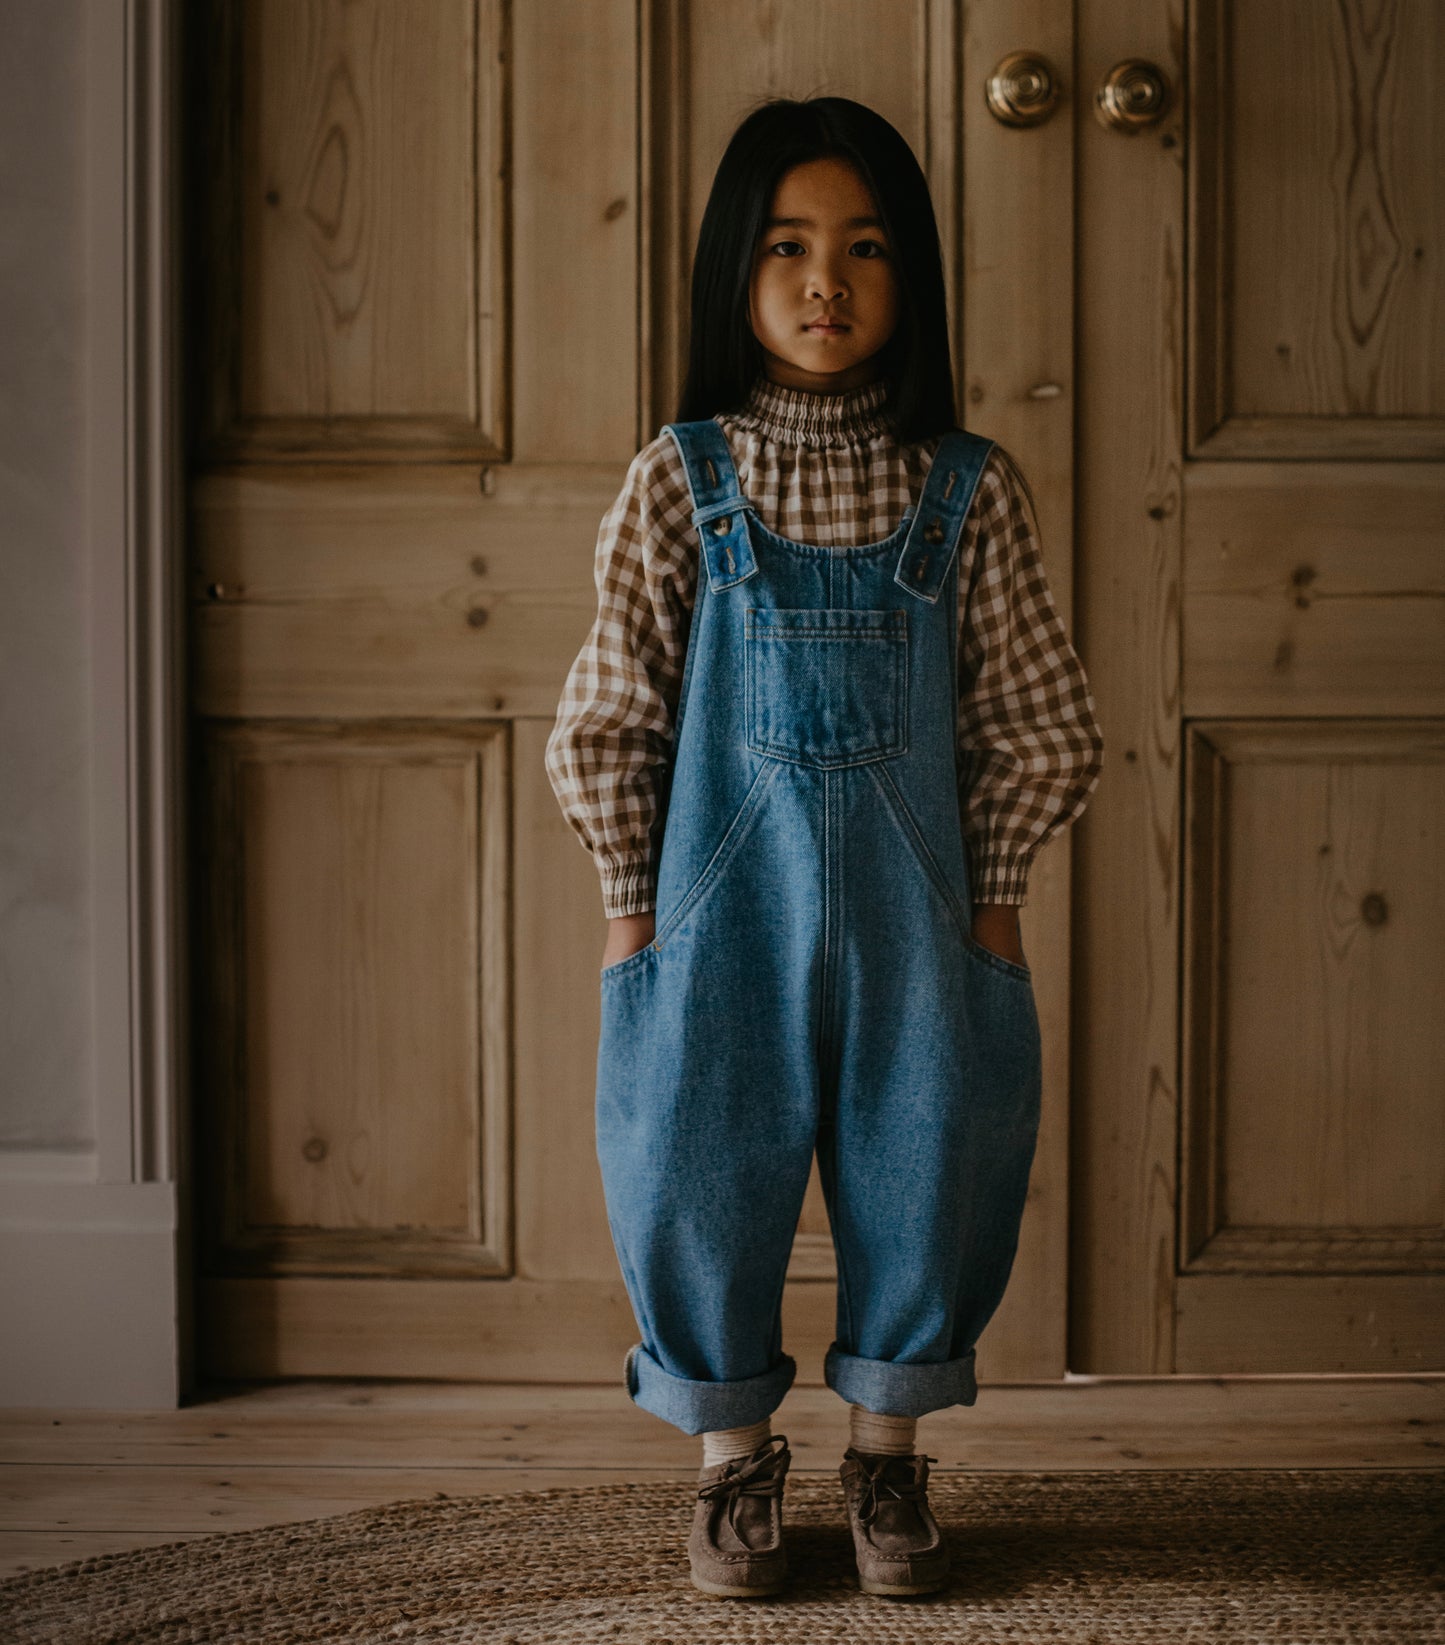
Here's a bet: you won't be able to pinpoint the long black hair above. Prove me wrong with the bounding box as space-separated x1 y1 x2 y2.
675 97 958 443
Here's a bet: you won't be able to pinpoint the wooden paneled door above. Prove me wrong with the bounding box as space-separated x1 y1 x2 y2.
185 0 1442 1389
1073 0 1445 1375
185 0 1077 1386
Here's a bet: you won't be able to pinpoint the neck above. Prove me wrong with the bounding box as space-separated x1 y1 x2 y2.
760 361 884 395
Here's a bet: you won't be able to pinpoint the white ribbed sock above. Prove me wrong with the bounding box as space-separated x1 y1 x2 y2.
701 1418 772 1467
849 1403 917 1456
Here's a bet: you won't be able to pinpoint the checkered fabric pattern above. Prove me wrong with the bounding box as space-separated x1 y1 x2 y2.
545 374 1104 919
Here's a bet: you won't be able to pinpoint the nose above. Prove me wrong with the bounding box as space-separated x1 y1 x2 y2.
806 259 848 302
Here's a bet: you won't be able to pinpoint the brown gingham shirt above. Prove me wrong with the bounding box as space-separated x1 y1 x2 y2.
545 373 1104 919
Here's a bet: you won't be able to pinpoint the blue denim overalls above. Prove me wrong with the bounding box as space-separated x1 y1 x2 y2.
595 416 1043 1436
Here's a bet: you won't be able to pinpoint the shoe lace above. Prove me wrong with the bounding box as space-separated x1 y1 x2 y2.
852 1451 938 1529
697 1434 790 1539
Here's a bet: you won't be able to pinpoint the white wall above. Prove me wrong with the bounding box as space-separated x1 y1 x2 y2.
0 0 96 1152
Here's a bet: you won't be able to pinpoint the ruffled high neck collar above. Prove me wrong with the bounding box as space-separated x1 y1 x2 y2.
728 373 895 447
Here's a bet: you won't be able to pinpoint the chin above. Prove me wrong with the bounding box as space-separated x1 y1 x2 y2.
780 349 868 374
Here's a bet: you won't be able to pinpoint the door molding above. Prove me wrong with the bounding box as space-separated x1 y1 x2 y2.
0 0 189 1407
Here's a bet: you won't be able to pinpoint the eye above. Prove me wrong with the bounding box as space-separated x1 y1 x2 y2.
765 239 805 257
851 238 889 258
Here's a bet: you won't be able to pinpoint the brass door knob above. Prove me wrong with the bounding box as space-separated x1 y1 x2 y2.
1094 59 1172 131
984 52 1063 128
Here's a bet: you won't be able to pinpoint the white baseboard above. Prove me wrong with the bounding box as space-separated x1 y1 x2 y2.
0 1179 180 1408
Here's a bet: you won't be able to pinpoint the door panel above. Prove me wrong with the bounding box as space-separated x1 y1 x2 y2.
1182 724 1445 1275
197 721 511 1280
195 0 508 459
1191 0 1445 456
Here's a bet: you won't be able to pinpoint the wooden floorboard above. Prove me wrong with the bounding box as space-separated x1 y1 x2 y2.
1 1376 1440 1577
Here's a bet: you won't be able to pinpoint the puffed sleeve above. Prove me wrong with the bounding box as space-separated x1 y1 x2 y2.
955 444 1105 904
543 433 698 918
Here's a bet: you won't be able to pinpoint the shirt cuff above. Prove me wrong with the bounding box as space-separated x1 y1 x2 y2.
598 855 657 920
969 845 1032 905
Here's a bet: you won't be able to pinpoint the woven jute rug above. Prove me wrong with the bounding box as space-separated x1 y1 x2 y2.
1 1468 1441 1644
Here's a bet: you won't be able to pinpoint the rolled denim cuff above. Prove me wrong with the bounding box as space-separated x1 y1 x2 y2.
823 1341 978 1417
624 1342 796 1435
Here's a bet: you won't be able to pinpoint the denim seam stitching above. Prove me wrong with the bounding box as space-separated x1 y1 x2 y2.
747 506 916 559
868 763 1033 984
865 763 969 946
597 940 657 981
816 562 835 1111
650 758 780 952
819 766 833 1103
816 1116 855 1352
669 531 708 753
893 434 995 603
599 752 778 980
663 424 742 514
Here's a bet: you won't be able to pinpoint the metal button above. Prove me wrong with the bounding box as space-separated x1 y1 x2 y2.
924 518 945 544
712 516 731 535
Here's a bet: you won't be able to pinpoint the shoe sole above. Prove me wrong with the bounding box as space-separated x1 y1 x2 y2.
690 1571 788 1599
859 1573 948 1596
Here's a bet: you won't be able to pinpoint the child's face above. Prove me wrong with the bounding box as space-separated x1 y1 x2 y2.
748 155 900 394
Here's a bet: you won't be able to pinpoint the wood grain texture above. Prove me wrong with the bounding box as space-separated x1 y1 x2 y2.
1176 1276 1445 1372
199 1276 846 1381
3 1377 1439 1575
196 722 511 1280
1191 1 1445 457
190 462 622 719
511 0 636 461
190 0 509 460
1181 722 1445 1299
960 0 1077 1382
511 718 617 1282
1183 462 1445 716
1072 0 1186 1373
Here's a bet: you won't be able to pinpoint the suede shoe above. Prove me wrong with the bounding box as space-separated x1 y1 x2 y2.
839 1446 949 1596
687 1433 791 1598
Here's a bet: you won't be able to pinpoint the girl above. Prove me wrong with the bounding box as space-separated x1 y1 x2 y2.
545 96 1103 1600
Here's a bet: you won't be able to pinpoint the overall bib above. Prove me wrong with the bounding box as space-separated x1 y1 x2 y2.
595 417 1043 1436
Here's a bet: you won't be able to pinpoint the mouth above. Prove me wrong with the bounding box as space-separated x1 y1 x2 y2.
803 320 850 335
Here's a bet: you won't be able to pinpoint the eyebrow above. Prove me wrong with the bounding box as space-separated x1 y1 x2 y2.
764 215 886 229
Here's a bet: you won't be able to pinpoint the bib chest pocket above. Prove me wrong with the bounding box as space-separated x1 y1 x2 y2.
745 606 909 770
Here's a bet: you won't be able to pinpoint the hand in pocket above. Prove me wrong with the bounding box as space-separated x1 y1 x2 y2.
602 910 657 971
971 903 1027 968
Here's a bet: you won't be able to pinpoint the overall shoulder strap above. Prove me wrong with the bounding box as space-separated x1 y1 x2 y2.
660 420 758 591
893 429 996 604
